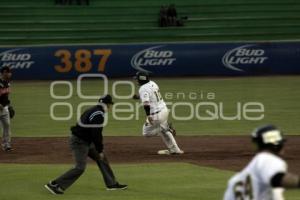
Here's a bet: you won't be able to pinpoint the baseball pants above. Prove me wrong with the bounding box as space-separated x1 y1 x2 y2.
0 106 11 149
54 135 117 190
142 107 181 153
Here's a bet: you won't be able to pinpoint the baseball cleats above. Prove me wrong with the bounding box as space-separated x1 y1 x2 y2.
157 149 184 155
106 183 128 191
44 181 64 195
2 144 13 152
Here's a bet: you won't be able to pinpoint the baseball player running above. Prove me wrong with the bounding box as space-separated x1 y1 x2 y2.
224 125 300 200
134 72 183 155
45 95 127 195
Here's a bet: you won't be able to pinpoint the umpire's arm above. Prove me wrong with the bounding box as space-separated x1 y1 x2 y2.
90 114 104 153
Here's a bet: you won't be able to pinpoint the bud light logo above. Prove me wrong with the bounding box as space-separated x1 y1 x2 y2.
0 48 35 69
222 44 268 72
131 45 176 73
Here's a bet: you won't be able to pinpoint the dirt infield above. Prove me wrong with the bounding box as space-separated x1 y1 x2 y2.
0 136 299 173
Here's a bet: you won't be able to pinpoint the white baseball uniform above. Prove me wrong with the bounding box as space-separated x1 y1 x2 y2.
224 152 287 200
139 80 182 153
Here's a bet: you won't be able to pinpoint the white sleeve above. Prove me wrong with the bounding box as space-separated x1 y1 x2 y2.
139 88 150 103
272 188 285 200
258 154 287 185
223 175 238 200
223 186 234 200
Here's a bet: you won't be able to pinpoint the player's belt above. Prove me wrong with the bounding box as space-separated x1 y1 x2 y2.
150 110 161 115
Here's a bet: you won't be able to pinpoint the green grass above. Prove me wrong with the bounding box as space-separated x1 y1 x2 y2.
0 163 230 200
0 163 299 200
10 76 300 136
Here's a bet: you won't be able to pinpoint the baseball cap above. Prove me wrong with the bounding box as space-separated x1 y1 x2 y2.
99 94 114 105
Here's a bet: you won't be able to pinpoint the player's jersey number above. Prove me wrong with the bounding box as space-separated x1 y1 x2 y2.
233 175 254 200
154 90 163 102
54 49 112 73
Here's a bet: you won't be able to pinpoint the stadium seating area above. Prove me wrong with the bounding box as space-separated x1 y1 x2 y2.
1 0 300 45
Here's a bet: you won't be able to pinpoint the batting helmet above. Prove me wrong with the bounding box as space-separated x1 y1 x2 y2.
251 125 286 153
134 71 150 85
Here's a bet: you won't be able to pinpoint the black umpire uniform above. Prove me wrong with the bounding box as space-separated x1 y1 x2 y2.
45 95 127 195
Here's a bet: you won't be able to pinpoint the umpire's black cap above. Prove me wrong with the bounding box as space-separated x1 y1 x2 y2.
99 94 114 105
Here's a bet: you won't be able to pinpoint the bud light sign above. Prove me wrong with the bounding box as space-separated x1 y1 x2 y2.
128 42 300 76
222 45 268 72
0 41 300 79
0 49 35 69
131 45 176 73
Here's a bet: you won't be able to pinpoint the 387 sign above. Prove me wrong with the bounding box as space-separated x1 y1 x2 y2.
54 49 112 73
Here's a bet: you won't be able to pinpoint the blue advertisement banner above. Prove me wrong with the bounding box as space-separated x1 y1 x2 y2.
0 42 299 79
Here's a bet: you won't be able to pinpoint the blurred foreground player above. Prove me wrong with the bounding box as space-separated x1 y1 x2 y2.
224 125 300 200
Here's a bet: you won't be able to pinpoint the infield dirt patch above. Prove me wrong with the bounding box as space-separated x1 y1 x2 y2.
0 136 299 173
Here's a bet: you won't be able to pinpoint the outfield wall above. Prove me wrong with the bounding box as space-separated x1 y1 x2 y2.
1 41 300 79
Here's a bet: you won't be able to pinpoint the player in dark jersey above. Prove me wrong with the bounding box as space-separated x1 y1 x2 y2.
0 66 13 152
45 94 127 195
